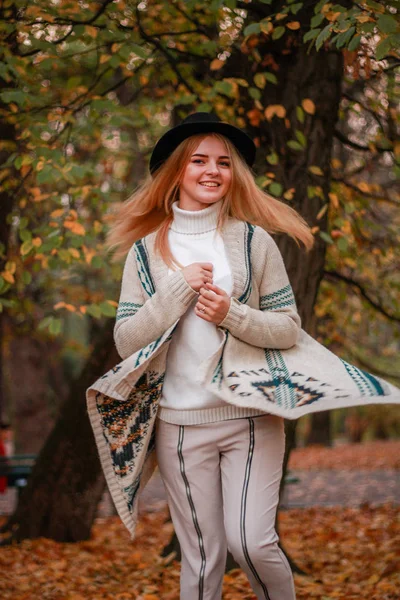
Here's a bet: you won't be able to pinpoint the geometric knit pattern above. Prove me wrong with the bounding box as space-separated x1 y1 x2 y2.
95 370 163 512
116 301 143 321
238 223 255 304
340 358 385 396
260 283 296 311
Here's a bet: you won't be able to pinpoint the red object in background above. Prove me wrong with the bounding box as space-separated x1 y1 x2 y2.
0 438 7 493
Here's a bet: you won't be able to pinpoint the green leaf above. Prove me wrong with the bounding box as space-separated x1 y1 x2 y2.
196 102 212 112
254 73 266 89
266 151 279 165
264 72 278 84
272 26 285 40
268 182 283 197
336 26 355 49
49 318 62 335
290 3 303 15
244 23 261 36
86 304 102 319
319 231 334 244
303 28 320 42
287 140 303 151
20 240 34 255
248 86 261 100
295 129 307 147
375 36 392 61
215 80 236 98
348 34 361 51
130 43 149 59
22 271 32 285
99 301 117 317
0 89 27 107
337 237 348 252
296 106 305 123
315 24 332 51
310 12 325 28
377 14 398 34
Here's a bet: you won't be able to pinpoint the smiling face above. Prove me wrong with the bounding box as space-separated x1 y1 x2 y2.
178 135 232 211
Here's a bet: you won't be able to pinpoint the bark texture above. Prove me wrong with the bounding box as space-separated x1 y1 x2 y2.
1 321 118 543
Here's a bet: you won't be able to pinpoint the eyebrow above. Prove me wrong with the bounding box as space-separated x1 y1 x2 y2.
191 153 230 159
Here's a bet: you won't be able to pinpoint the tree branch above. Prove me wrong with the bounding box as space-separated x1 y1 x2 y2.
334 127 393 154
331 176 400 206
135 6 199 98
323 270 400 323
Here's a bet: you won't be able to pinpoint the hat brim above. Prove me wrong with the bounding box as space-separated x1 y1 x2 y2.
149 121 256 174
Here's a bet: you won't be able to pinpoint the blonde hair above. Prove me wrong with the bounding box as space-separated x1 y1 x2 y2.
106 133 315 267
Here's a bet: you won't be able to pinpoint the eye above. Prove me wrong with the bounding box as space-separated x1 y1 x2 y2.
220 161 231 167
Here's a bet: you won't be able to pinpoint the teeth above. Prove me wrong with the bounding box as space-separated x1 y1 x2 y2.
200 182 219 187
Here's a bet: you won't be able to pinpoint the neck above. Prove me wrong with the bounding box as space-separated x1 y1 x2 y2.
170 200 222 234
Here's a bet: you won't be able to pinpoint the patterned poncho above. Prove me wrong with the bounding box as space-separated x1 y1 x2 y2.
86 218 400 538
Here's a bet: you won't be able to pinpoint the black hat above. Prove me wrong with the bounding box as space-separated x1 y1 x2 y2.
149 112 256 175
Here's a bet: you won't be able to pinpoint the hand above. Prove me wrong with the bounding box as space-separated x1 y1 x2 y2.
182 262 213 293
195 282 230 325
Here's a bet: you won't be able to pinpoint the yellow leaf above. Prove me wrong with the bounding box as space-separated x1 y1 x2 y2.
69 248 80 259
85 25 98 38
69 209 78 220
64 221 86 236
308 165 324 176
283 187 295 200
65 304 76 312
107 300 118 307
100 54 111 64
93 220 103 233
326 11 342 21
210 59 225 71
50 209 65 218
276 13 287 20
316 204 329 220
264 104 286 120
302 98 315 114
260 21 273 34
331 158 342 169
329 192 339 209
54 302 66 310
32 237 42 247
79 306 87 314
311 226 320 234
2 271 15 284
5 261 16 274
49 221 59 228
358 181 370 192
286 21 300 30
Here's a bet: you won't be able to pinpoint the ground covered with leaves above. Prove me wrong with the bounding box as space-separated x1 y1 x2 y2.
0 503 398 600
288 440 400 471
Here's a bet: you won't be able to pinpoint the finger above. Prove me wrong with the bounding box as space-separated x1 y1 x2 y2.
199 263 213 273
201 270 213 282
197 295 214 307
205 282 225 295
199 288 217 300
194 305 212 321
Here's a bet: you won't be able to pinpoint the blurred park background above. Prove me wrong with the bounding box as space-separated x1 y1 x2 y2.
0 1 399 598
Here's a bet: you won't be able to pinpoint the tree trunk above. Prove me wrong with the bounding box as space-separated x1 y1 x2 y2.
1 320 118 543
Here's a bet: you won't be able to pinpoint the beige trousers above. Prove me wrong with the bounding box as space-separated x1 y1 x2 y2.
155 414 296 600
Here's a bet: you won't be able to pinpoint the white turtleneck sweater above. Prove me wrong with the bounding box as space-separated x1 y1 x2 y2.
157 200 266 425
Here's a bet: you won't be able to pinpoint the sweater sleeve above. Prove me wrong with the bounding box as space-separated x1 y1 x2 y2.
114 245 198 360
218 229 301 349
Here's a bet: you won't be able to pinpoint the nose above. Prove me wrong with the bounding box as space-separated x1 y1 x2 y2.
205 161 219 175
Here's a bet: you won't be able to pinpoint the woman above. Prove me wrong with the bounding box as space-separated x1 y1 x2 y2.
86 112 400 600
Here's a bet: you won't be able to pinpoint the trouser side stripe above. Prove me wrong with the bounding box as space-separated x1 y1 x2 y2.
178 426 206 600
240 418 271 600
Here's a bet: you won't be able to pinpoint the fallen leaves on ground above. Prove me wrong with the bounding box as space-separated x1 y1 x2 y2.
0 504 398 600
288 440 400 470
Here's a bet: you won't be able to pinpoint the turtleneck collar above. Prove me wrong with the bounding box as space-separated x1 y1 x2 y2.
170 200 222 235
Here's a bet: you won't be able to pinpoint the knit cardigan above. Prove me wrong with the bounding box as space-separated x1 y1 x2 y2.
86 217 400 539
